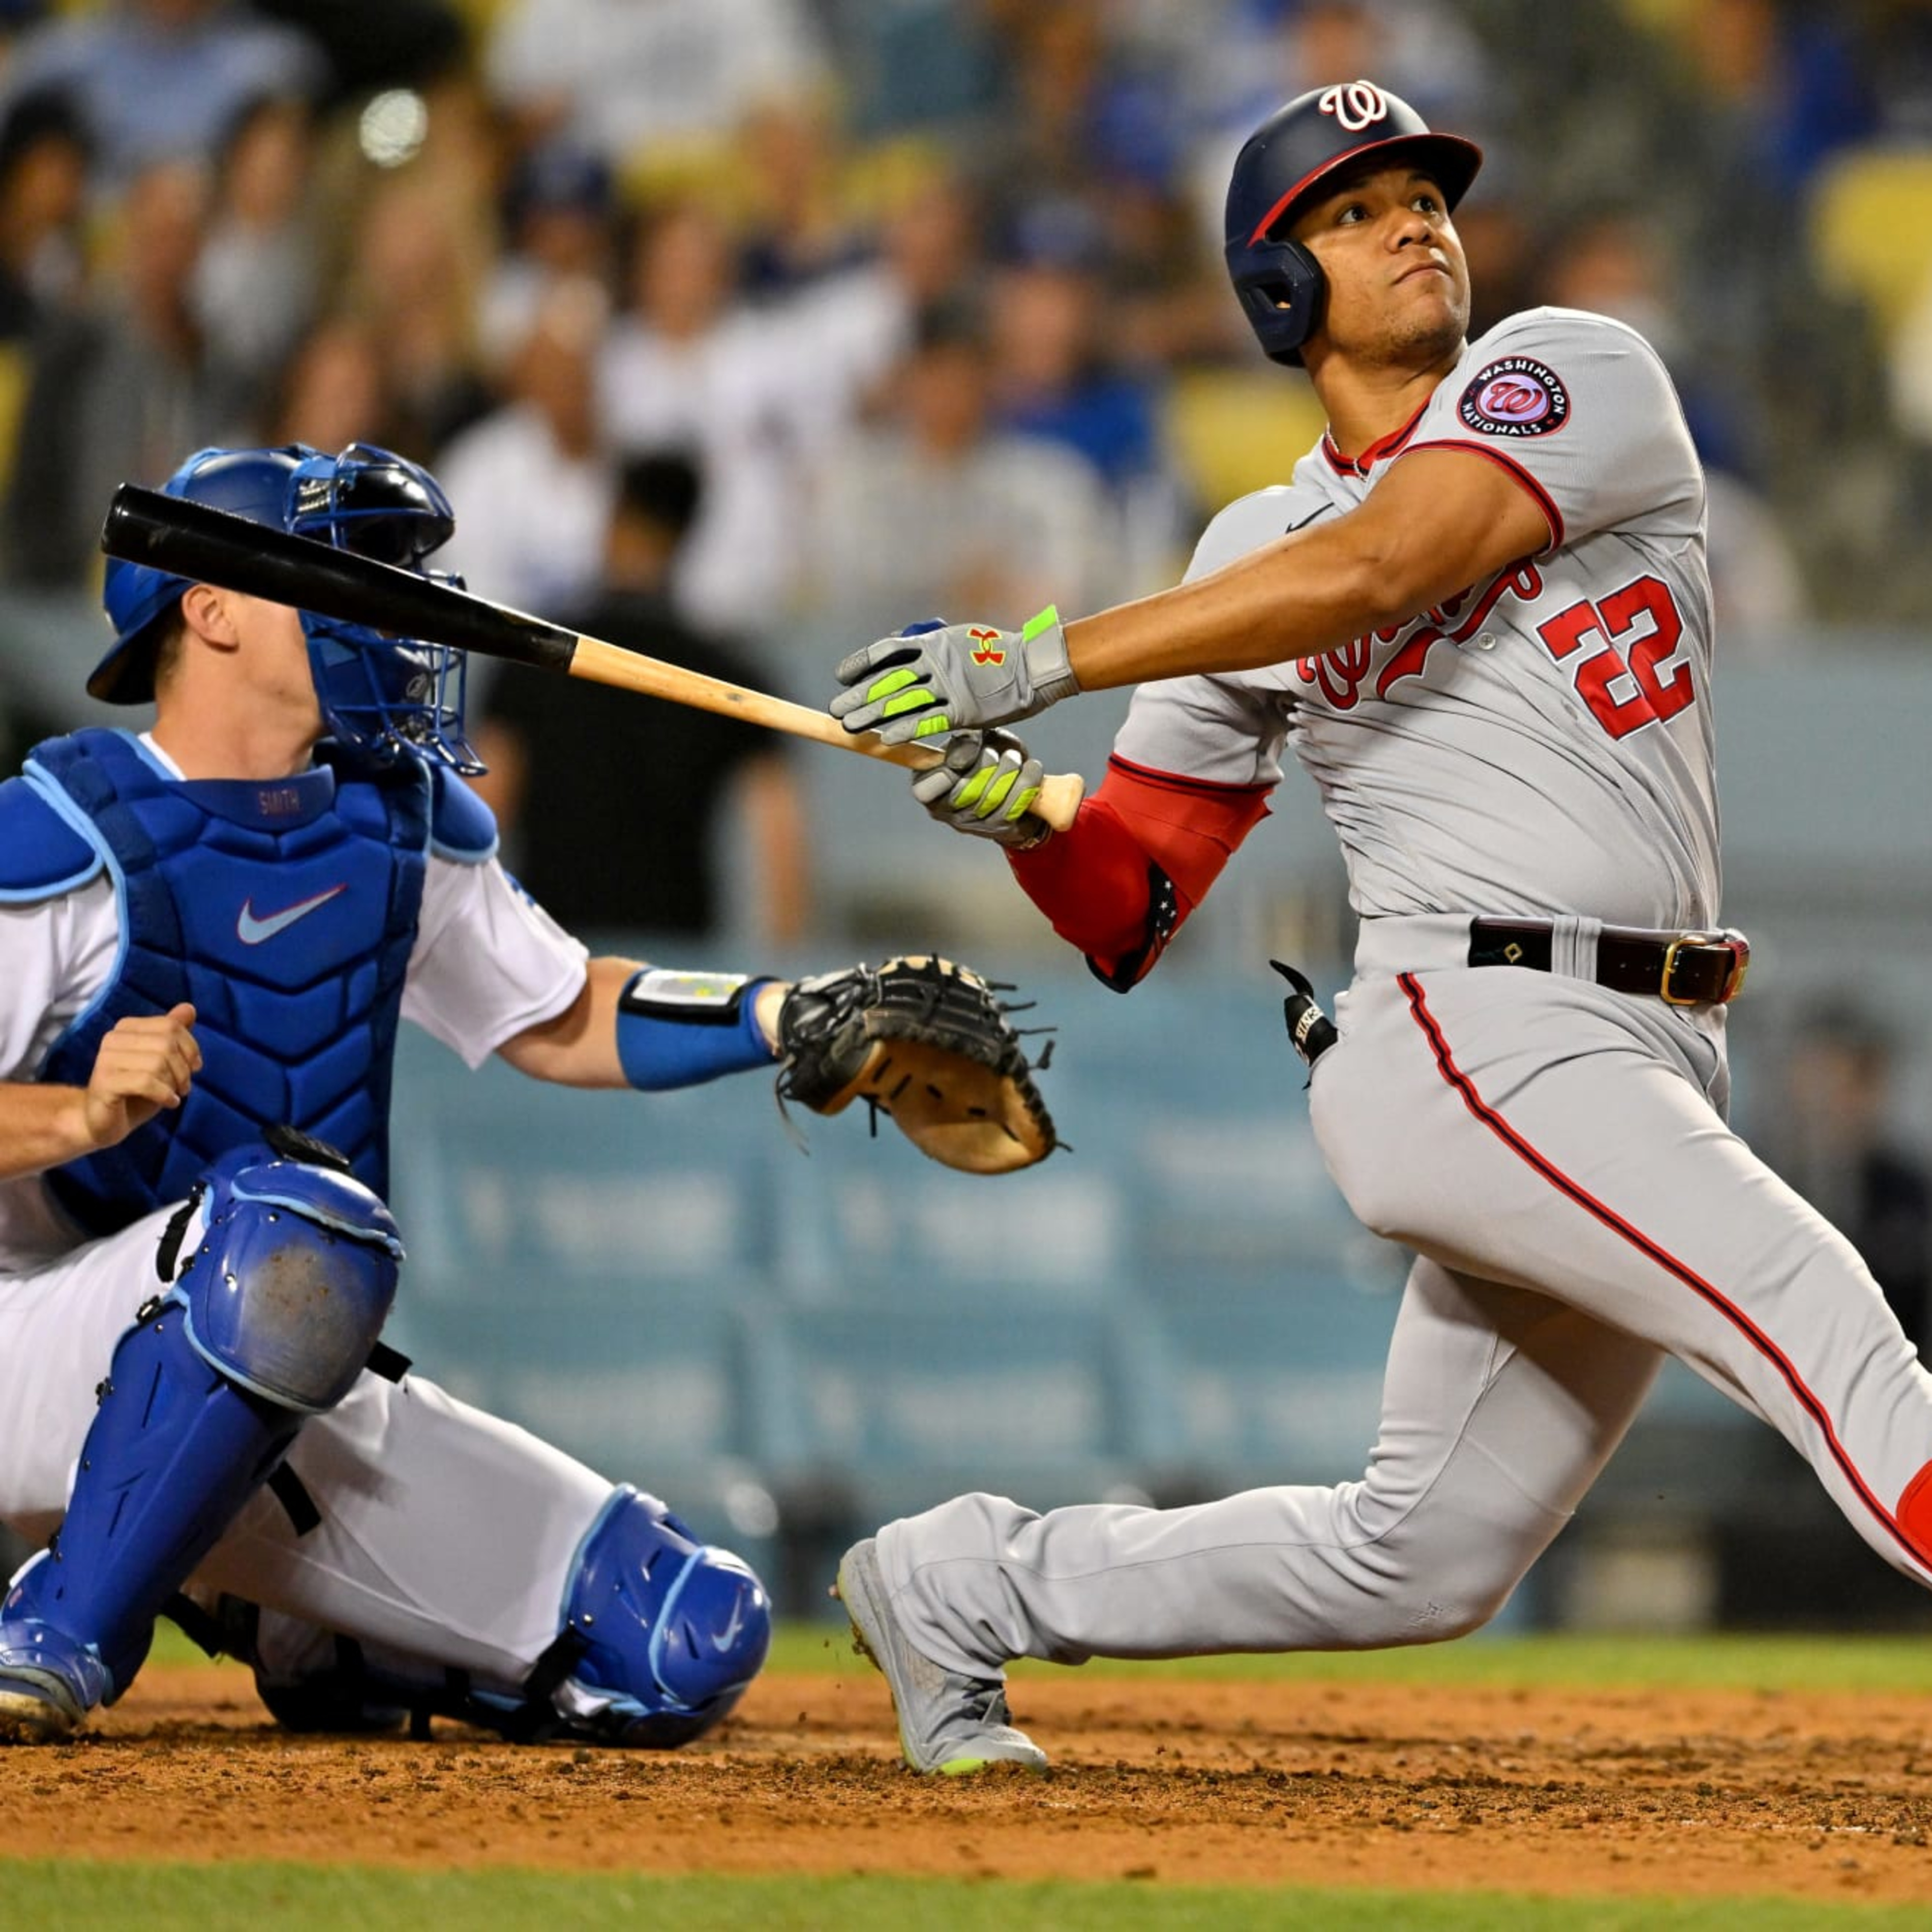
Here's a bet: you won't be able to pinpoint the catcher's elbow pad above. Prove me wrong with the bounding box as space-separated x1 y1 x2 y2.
615 968 777 1091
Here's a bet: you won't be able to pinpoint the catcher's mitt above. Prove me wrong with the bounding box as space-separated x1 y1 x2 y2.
776 956 1059 1174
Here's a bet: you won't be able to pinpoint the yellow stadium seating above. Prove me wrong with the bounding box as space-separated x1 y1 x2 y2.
1164 365 1329 511
1808 144 1932 343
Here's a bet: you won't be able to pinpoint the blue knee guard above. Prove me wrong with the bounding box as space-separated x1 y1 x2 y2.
556 1486 772 1747
3 1140 403 1707
226 1489 771 1749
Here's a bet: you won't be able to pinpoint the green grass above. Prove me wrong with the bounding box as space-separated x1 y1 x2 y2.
2 1864 1925 1932
775 1620 1932 1694
158 1617 1932 1697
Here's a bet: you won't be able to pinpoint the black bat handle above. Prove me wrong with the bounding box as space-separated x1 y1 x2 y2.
100 485 582 674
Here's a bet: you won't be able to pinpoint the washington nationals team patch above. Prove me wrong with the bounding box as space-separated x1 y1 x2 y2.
1458 356 1570 437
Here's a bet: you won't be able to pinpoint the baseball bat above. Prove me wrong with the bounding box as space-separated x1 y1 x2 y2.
98 485 1084 832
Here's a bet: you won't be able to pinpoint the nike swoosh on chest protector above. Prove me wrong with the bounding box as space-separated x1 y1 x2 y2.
236 884 348 945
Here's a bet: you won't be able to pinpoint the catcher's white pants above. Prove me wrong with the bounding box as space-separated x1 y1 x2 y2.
0 1207 611 1687
877 944 1932 1674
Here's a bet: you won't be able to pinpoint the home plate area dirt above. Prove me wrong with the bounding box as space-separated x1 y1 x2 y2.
8 1658 1932 1906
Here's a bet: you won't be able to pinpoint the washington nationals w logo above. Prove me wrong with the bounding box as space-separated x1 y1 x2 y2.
1319 82 1388 132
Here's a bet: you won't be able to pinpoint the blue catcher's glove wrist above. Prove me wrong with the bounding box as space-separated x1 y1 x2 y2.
830 607 1078 746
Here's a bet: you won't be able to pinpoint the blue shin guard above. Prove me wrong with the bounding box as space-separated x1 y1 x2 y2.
0 1141 401 1741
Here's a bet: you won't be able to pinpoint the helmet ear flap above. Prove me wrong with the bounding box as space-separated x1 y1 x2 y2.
1227 236 1326 368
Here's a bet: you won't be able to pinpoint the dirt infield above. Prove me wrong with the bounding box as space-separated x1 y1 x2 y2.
9 1656 1932 1907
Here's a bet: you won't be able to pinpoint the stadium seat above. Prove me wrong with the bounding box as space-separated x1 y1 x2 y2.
1807 145 1932 344
755 1290 1172 1522
1164 366 1329 512
387 1028 777 1289
1137 1272 1399 1494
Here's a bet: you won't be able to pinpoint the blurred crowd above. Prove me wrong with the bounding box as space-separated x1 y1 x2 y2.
1 0 1931 802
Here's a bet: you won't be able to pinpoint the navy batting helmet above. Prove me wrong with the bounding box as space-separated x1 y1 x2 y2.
1224 80 1482 367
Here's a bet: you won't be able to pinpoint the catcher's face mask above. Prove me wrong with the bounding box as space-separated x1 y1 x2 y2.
286 443 480 773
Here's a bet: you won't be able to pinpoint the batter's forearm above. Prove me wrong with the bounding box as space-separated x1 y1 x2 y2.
1063 447 1554 690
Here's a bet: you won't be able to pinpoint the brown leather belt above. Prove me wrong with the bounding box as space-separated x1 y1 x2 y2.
1467 918 1751 1006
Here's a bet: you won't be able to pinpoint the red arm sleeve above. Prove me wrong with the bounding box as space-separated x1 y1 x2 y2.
1006 755 1273 990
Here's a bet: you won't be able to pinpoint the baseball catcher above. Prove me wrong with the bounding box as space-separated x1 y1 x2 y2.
0 438 1054 1752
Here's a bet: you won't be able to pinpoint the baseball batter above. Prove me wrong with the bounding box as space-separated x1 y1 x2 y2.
0 439 1030 1747
826 82 1932 1774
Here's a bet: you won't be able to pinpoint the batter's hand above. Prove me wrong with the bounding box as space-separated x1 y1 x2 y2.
830 608 1078 745
911 730 1050 849
82 1003 200 1148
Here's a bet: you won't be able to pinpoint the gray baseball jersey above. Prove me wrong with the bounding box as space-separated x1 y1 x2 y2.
864 308 1932 1694
1118 307 1719 929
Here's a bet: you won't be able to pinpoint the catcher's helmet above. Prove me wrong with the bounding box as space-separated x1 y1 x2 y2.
96 444 314 704
94 442 476 769
1225 79 1482 366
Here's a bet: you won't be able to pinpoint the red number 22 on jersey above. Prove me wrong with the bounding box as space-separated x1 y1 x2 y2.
1534 575 1694 741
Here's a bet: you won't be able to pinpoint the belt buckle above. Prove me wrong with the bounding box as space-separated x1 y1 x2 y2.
1660 932 1750 1006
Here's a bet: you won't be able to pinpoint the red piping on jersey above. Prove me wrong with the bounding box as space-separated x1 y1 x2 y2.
1402 437 1565 551
1397 972 1932 1575
1322 403 1428 476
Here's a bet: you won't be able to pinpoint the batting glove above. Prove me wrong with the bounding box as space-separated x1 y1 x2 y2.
830 607 1079 746
911 729 1050 849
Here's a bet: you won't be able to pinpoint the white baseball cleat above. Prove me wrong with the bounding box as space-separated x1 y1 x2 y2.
834 1537 1047 1775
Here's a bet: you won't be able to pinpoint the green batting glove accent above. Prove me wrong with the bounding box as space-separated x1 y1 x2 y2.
954 766 996 811
1003 782 1041 824
913 713 953 738
865 667 919 702
882 689 933 718
1020 605 1062 644
973 768 1019 820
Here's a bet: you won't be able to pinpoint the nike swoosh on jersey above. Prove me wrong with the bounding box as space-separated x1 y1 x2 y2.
236 884 348 945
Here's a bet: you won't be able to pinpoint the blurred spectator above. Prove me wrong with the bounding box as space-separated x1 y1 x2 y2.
598 197 823 633
338 170 494 460
813 0 1008 144
484 0 831 177
987 205 1164 496
1683 0 1877 199
477 138 618 376
470 449 808 944
736 99 872 299
436 275 614 615
1534 200 1809 635
799 292 1115 639
0 88 90 341
985 204 1184 592
4 158 250 585
1178 0 1500 260
246 0 467 111
1765 1009 1932 1357
190 93 318 411
0 0 323 193
269 313 402 454
783 162 991 435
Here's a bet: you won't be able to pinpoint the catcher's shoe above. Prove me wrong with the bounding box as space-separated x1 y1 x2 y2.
835 1538 1046 1775
0 1619 109 1744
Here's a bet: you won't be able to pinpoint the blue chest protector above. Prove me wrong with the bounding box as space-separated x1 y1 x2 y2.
25 729 437 1235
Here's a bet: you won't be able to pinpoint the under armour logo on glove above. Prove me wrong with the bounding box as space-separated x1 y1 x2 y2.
831 608 1079 745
